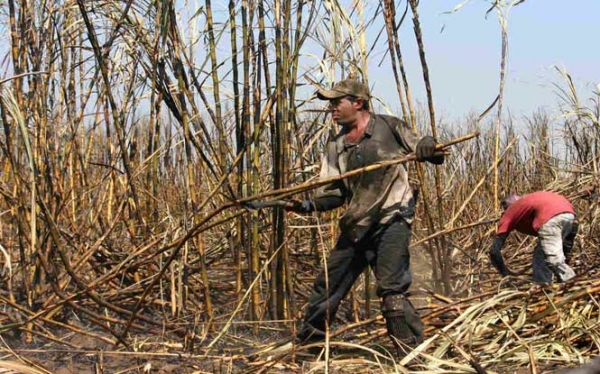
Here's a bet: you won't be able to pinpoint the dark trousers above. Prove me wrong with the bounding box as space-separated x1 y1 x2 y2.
302 216 412 335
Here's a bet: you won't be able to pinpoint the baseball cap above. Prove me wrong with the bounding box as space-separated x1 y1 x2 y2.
316 79 370 101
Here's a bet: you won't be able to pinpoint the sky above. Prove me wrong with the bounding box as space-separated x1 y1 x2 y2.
2 0 597 125
367 0 600 121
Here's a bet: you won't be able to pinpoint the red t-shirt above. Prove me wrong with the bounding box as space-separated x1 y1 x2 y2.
497 191 575 236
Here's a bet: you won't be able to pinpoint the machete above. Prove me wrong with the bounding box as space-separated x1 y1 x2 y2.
243 199 289 210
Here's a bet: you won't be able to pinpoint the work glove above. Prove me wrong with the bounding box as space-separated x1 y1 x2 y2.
415 136 437 161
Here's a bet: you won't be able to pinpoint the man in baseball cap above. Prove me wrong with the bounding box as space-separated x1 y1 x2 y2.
284 77 444 358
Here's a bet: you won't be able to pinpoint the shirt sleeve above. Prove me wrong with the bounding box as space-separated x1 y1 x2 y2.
313 140 347 204
386 116 421 154
496 211 515 235
489 233 510 276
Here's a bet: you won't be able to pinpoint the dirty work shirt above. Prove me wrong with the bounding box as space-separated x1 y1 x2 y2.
497 191 575 236
313 114 420 241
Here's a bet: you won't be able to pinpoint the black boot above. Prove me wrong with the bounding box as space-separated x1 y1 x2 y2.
382 294 424 359
385 314 422 358
295 323 326 356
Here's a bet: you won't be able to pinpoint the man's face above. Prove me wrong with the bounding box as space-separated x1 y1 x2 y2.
328 96 362 127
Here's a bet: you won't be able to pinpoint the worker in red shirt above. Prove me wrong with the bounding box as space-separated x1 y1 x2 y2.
489 191 578 284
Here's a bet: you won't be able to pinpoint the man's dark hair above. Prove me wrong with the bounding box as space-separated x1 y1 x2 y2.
347 95 370 111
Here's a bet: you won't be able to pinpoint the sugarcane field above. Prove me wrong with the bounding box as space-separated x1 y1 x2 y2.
1 1 599 373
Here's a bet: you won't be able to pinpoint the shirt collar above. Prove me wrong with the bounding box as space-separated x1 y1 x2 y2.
337 114 375 151
364 113 375 137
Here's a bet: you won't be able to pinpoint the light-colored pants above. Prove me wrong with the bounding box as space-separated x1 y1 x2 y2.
533 213 577 284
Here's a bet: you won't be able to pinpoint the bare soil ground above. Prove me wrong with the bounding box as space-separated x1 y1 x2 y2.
2 244 598 374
